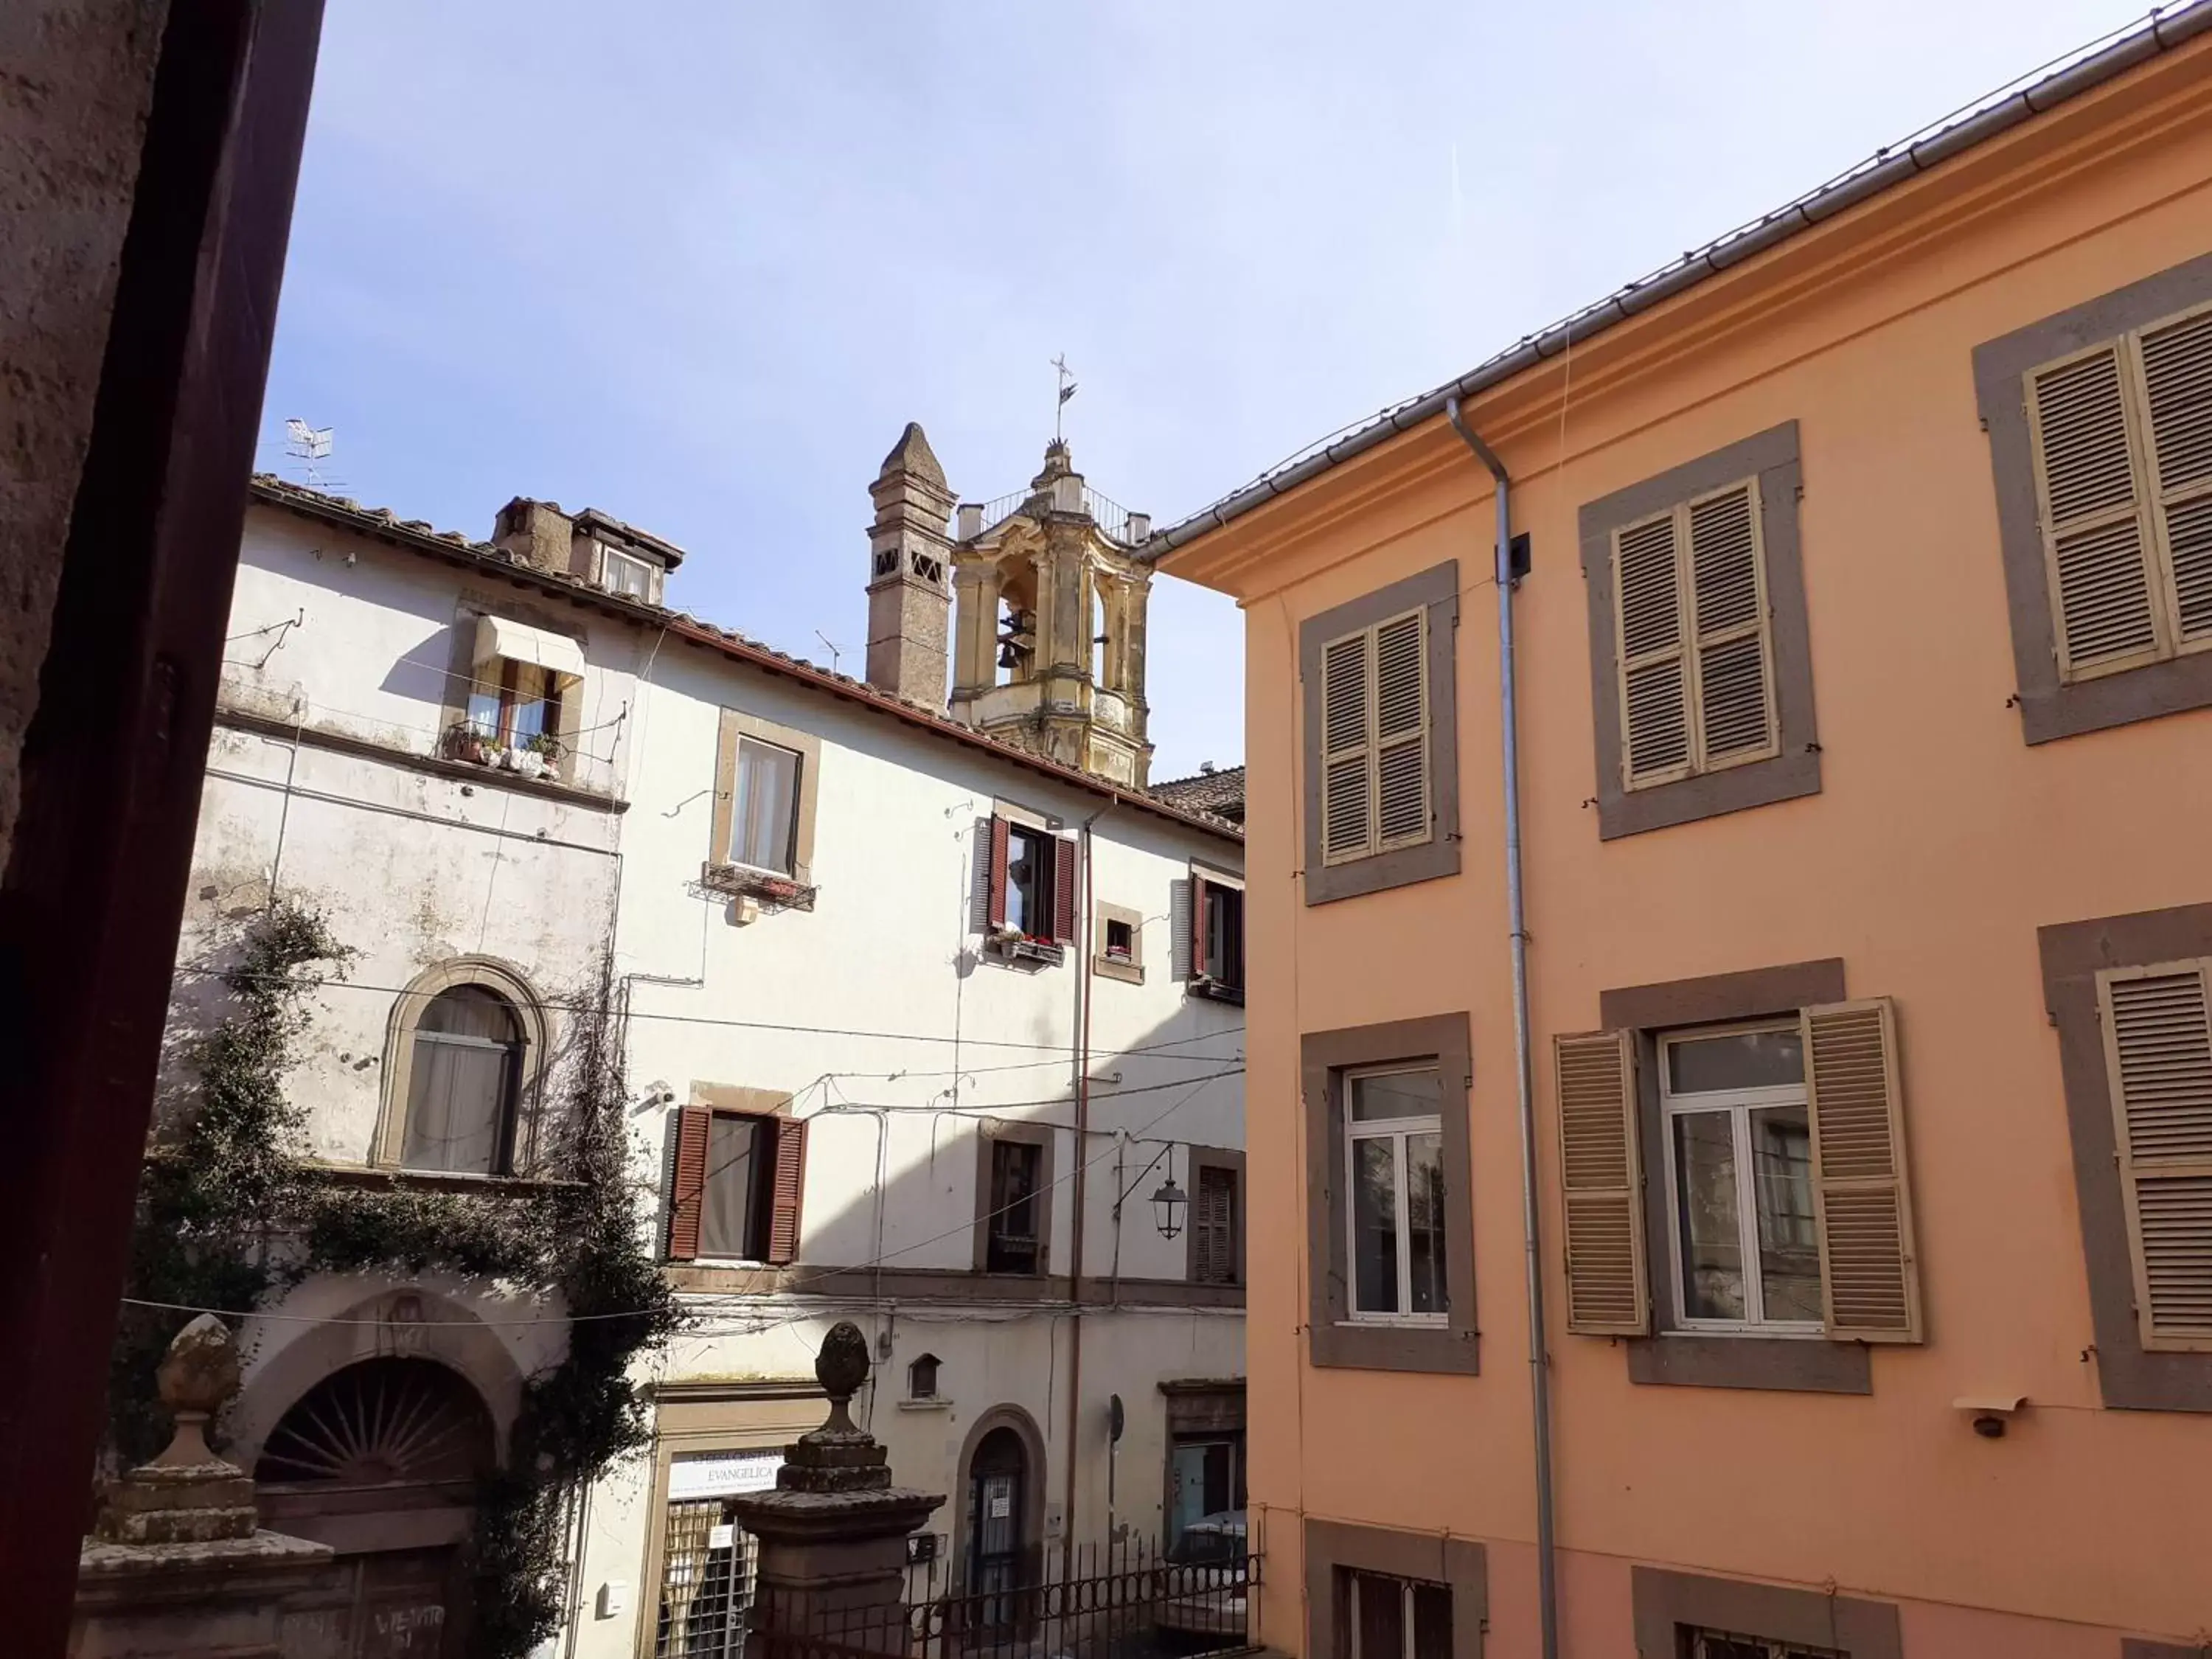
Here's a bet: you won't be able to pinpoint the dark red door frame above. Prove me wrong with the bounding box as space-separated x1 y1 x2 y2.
0 2 322 1648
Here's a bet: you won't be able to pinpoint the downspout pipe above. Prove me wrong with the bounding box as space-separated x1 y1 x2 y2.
1444 397 1559 1659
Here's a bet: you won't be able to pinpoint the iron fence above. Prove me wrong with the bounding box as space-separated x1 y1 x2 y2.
748 1536 1260 1659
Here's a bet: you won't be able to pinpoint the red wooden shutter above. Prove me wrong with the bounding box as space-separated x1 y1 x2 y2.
1190 874 1211 978
1052 835 1078 944
667 1106 710 1260
987 816 1011 930
765 1115 809 1265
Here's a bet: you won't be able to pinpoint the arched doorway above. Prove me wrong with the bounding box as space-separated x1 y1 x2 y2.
254 1357 495 1658
965 1426 1027 1616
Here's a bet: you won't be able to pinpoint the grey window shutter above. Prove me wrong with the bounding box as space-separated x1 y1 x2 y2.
1803 997 1923 1344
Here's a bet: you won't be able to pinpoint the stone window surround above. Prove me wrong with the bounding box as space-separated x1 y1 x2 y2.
1300 1014 1479 1374
948 1403 1051 1597
707 706 822 887
2123 1641 2207 1659
1578 421 1821 841
973 1121 1056 1276
1093 898 1146 985
373 955 552 1177
1185 1146 1246 1286
438 591 590 786
2039 901 2212 1413
1303 1518 1486 1659
1631 1565 1902 1658
1599 958 1873 1396
631 1379 825 1659
1298 562 1461 905
1973 250 2212 746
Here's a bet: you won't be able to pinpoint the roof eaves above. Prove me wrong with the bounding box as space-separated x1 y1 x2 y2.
246 477 1241 844
1139 0 2212 564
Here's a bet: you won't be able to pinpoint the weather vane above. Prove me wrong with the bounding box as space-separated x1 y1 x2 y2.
1053 354 1077 442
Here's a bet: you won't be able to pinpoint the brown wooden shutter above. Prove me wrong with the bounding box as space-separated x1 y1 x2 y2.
1192 1165 1237 1284
667 1105 710 1261
1686 481 1776 766
2027 344 2165 678
765 1115 809 1266
1051 835 1078 944
1613 512 1692 788
1372 609 1430 849
986 815 1011 930
2096 961 2212 1351
1554 1030 1648 1335
1318 630 1373 863
2140 307 2212 645
1802 997 1923 1343
1190 873 1211 978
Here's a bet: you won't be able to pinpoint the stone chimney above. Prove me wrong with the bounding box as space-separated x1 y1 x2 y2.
492 497 577 574
864 423 955 706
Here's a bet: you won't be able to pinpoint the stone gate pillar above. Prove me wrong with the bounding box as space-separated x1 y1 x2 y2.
726 1321 945 1659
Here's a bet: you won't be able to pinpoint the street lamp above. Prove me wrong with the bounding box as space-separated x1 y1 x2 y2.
1150 1176 1187 1240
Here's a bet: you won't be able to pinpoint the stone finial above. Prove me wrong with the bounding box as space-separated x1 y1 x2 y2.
877 422 947 490
815 1320 870 1430
95 1316 257 1546
771 1321 891 1495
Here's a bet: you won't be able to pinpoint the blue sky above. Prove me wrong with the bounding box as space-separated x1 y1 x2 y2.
258 0 2146 781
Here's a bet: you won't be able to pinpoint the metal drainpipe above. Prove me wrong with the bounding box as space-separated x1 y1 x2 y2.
1444 395 1559 1659
1062 801 1112 1577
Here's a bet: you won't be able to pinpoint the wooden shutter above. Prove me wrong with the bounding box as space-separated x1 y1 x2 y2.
667 1105 710 1261
1051 835 1078 944
1686 481 1776 766
2140 307 2212 645
1318 629 1373 863
1371 609 1430 849
1802 998 1922 1343
1190 873 1211 978
1169 877 1194 979
765 1115 808 1266
2096 961 2212 1351
2028 344 2166 678
986 815 1011 930
1192 1164 1237 1284
1613 512 1692 788
1554 1030 1648 1335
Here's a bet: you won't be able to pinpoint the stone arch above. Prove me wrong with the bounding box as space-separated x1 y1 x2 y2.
375 953 554 1174
951 1402 1048 1594
224 1286 528 1476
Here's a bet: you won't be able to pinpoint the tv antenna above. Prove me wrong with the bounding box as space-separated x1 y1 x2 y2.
282 418 341 490
814 631 845 675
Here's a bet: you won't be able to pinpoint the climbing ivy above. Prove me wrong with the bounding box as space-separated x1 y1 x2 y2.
112 899 683 1658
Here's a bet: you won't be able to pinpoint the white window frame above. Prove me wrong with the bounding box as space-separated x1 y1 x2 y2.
726 734 801 878
603 545 655 600
1658 1020 1822 1338
1342 1064 1447 1328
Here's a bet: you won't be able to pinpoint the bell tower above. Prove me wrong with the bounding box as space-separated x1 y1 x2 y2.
946 440 1155 787
864 423 956 706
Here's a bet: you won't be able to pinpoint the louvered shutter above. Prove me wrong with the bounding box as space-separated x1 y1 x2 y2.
2140 307 2212 644
1613 513 1692 787
765 1115 808 1266
1372 610 1430 849
1319 630 1373 863
667 1105 710 1261
1554 1030 1648 1335
986 815 1011 930
1192 1165 1237 1284
1190 873 1211 978
1051 835 1078 944
2028 345 2166 678
1169 878 1194 979
1803 998 1923 1343
2097 961 2212 1351
1686 482 1776 765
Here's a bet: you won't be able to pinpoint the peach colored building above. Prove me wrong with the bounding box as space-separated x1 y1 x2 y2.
1149 10 2212 1658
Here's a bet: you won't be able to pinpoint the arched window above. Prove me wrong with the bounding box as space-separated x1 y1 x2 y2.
255 1357 493 1490
380 959 548 1177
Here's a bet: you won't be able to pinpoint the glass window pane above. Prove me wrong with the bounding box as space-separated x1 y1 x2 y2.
1351 1138 1400 1313
733 740 799 873
1667 1029 1804 1094
1672 1110 1745 1320
1350 1068 1441 1121
465 679 502 736
510 670 554 744
1750 1105 1822 1323
1405 1132 1448 1315
700 1115 760 1259
1411 1585 1453 1659
1350 1573 1403 1659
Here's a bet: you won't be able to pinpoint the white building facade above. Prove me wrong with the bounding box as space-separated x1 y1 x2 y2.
166 433 1245 1658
